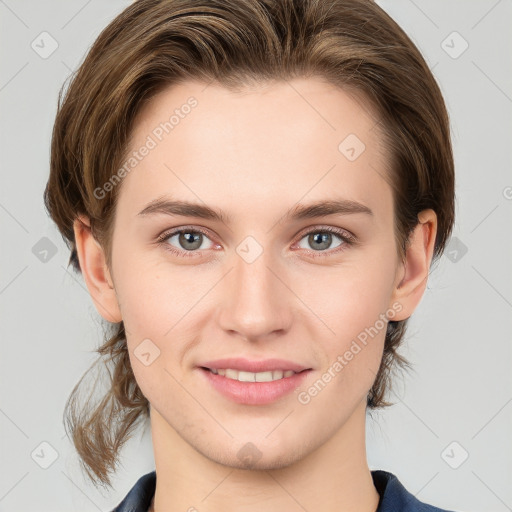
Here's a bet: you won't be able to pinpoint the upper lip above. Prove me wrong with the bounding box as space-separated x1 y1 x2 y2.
200 357 311 373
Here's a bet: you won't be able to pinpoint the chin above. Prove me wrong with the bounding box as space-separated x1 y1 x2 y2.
199 437 310 472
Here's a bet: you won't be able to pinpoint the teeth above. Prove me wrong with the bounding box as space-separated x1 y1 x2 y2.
209 368 296 382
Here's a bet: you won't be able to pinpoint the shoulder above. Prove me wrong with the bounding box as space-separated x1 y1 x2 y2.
372 470 457 512
111 471 156 512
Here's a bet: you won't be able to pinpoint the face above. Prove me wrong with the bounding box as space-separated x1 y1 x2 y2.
106 78 404 469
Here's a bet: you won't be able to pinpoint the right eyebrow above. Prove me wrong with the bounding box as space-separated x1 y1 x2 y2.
137 197 231 223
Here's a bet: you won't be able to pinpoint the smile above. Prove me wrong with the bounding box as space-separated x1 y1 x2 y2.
206 368 296 382
200 366 312 405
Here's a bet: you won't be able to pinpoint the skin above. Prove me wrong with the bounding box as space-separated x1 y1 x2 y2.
74 78 437 512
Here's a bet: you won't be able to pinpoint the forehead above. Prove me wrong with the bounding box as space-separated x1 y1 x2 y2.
131 77 385 153
118 77 392 221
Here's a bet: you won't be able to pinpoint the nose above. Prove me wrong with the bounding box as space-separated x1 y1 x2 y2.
217 246 292 341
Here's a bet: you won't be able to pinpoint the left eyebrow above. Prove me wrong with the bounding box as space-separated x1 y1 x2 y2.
137 196 373 224
285 199 373 220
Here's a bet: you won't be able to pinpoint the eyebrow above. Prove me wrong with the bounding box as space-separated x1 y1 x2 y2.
137 196 373 223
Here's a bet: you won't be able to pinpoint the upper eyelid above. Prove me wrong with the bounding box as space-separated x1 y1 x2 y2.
295 225 354 240
158 225 214 243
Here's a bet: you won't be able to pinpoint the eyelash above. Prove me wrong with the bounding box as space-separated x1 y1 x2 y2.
155 225 356 259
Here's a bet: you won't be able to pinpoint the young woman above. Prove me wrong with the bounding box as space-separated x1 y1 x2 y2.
44 0 456 510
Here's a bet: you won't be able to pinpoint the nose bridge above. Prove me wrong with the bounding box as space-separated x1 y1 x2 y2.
234 248 275 301
219 238 290 338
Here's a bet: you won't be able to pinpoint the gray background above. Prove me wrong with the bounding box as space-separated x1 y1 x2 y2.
1 0 511 510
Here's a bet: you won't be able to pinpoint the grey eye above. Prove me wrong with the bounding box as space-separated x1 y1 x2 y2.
166 230 213 251
298 231 344 251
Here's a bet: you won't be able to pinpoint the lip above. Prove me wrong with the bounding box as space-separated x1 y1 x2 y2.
200 357 310 373
199 366 312 405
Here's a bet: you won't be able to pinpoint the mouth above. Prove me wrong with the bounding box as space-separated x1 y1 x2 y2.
201 367 303 382
197 358 313 405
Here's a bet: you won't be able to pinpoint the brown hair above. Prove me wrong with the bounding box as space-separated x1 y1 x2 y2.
44 0 455 487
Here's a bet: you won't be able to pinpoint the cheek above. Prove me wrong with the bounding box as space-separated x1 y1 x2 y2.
294 256 397 342
112 256 219 400
290 253 397 390
112 249 212 338
295 273 390 411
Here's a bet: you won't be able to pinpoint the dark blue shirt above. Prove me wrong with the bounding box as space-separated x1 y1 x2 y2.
111 470 456 511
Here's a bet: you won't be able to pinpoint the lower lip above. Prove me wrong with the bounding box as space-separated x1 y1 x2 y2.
199 367 312 405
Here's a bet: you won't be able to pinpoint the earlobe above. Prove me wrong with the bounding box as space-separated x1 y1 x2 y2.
73 215 122 323
390 209 437 321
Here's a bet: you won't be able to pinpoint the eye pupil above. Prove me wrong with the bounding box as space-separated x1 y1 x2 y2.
179 232 202 250
309 232 332 251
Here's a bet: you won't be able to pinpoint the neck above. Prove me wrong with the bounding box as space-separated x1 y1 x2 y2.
149 400 379 512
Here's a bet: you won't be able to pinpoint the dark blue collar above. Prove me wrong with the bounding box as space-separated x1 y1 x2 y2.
112 469 454 511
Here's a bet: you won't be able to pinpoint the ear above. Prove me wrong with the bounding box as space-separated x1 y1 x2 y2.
73 215 122 323
389 209 437 321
